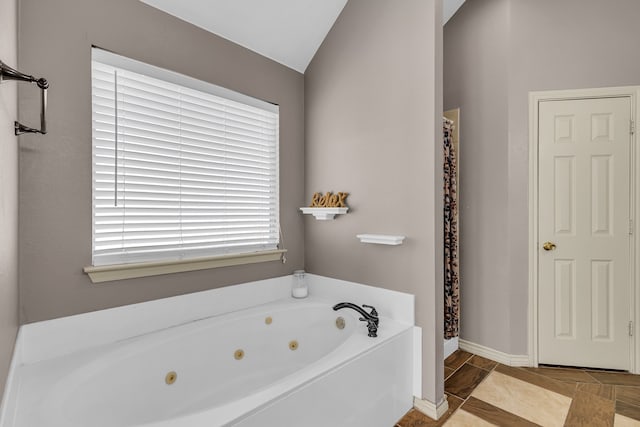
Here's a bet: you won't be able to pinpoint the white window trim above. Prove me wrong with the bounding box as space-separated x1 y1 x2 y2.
84 249 286 283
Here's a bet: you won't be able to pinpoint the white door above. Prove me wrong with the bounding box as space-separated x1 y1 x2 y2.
538 96 632 370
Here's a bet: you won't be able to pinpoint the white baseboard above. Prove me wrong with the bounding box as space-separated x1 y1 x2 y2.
459 339 529 367
413 396 449 420
444 337 459 359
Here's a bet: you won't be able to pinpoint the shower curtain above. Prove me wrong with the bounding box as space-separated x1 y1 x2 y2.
443 118 459 339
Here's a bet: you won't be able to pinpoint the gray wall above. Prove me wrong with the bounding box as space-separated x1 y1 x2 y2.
445 0 640 355
443 0 511 352
305 0 444 404
506 0 640 354
18 0 305 323
0 0 19 397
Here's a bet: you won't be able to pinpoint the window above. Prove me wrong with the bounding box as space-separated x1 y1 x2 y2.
90 49 280 269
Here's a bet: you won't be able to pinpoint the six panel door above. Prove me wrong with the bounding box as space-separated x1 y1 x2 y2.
538 96 632 370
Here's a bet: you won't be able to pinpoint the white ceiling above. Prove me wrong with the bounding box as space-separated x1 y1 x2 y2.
141 0 465 74
444 0 466 25
141 0 347 73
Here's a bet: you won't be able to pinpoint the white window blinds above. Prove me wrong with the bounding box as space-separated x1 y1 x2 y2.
91 49 279 267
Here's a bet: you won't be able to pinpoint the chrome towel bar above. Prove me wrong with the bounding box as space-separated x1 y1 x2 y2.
0 60 49 135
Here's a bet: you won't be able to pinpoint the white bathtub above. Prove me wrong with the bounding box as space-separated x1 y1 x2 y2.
2 289 415 427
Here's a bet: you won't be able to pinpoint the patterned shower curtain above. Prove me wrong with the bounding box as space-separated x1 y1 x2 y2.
443 118 460 339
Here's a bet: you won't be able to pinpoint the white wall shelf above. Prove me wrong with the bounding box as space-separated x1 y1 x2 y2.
299 207 349 220
356 234 406 245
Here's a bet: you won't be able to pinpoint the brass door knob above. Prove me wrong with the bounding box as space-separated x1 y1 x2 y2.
542 242 557 251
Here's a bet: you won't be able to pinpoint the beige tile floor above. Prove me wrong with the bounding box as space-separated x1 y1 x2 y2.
396 350 640 427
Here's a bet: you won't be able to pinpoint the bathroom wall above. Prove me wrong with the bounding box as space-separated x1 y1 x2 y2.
0 0 19 397
505 0 640 354
305 0 444 405
445 0 640 355
443 0 511 353
17 0 305 323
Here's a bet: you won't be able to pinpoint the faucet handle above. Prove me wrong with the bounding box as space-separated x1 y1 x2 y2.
362 304 378 317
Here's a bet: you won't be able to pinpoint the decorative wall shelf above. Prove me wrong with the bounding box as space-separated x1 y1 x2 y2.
356 234 406 245
299 207 349 220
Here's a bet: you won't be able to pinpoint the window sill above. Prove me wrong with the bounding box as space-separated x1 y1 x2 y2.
83 249 287 284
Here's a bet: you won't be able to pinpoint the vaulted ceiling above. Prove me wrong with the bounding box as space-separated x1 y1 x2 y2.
141 0 465 73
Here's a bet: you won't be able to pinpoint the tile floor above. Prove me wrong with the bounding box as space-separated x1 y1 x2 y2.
396 350 640 426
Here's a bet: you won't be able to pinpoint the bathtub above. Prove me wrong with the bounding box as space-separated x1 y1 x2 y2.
2 292 415 427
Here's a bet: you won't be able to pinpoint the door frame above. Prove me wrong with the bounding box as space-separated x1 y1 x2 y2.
528 86 640 374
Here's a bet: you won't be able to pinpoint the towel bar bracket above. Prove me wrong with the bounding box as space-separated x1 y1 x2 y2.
15 121 45 135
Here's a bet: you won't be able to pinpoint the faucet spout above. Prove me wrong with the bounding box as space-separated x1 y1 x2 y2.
333 302 379 337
